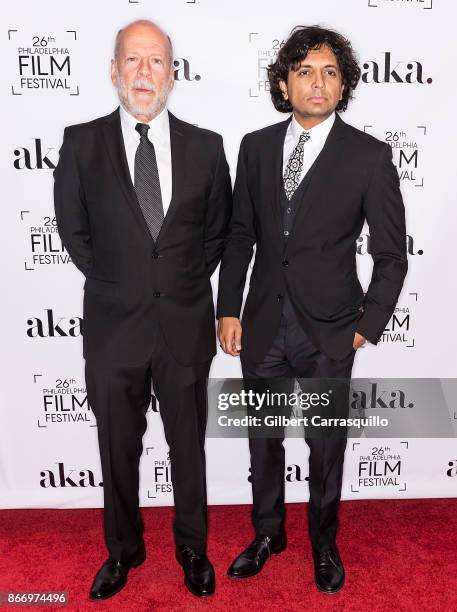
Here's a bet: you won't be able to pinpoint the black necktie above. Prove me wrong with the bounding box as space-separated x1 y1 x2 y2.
134 123 164 241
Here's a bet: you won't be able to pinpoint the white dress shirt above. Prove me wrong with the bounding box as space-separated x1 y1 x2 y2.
282 112 335 184
119 105 172 215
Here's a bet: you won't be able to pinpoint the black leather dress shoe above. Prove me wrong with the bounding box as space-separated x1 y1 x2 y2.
176 545 215 597
313 546 345 594
227 534 287 579
89 542 146 601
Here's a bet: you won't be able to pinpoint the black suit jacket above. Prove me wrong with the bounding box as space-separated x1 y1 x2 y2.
216 114 408 362
54 108 232 366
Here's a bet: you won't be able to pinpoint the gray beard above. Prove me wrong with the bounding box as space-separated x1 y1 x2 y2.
115 73 169 120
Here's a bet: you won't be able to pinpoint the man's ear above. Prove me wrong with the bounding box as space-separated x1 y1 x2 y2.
110 59 117 86
339 83 344 101
168 64 175 92
279 79 288 100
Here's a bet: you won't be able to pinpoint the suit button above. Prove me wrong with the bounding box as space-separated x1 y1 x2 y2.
152 252 159 259
154 291 161 298
277 293 283 301
282 260 289 267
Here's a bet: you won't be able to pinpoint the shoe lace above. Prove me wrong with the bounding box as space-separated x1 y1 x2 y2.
316 549 338 570
249 536 271 559
181 545 200 563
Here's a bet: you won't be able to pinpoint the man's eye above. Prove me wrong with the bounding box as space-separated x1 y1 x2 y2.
153 58 163 64
127 57 137 62
299 70 309 76
326 70 337 76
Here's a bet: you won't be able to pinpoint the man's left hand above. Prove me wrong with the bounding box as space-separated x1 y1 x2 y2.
353 332 367 350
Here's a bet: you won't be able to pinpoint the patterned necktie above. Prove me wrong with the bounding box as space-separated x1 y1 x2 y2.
283 131 311 200
134 123 164 241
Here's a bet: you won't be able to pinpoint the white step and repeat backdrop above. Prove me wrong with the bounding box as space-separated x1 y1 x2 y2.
1 0 456 509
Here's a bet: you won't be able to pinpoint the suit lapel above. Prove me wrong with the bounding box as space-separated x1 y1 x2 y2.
154 112 187 245
101 108 153 243
271 118 292 245
285 113 347 253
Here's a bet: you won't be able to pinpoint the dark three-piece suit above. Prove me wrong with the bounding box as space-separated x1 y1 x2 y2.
217 113 408 551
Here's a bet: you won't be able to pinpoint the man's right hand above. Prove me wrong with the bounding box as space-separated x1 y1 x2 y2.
218 317 242 356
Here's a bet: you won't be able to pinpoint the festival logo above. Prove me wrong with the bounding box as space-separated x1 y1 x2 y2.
349 442 408 493
8 29 80 95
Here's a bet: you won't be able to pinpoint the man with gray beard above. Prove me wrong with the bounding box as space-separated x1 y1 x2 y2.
54 19 231 600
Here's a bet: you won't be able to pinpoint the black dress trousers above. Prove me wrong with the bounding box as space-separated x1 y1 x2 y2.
85 321 210 563
241 295 355 552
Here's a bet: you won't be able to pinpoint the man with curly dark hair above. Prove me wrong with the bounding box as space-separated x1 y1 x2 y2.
217 25 407 593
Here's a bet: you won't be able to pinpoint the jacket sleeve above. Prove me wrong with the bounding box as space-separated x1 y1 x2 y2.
53 128 93 277
356 143 408 344
204 135 233 277
216 135 256 318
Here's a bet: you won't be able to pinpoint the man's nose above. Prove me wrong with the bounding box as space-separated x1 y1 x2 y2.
138 59 151 77
312 72 325 88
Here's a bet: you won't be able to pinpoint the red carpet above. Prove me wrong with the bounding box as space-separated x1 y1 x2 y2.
1 500 456 611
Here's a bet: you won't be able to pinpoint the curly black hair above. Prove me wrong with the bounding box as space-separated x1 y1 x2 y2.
268 25 361 113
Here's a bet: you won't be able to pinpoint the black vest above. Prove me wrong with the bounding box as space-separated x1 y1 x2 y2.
280 156 319 322
280 156 319 243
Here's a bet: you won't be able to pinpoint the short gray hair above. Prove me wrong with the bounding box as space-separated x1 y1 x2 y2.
114 19 173 65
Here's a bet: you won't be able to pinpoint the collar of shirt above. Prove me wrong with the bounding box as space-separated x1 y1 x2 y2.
290 111 335 151
119 104 170 147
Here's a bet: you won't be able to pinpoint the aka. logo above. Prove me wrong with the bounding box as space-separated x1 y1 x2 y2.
285 464 308 483
446 460 457 477
350 382 415 409
13 139 57 170
248 464 309 483
40 462 102 488
357 234 423 257
361 52 432 84
27 309 83 338
173 58 201 82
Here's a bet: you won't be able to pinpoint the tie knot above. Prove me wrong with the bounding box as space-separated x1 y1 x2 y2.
135 123 149 138
300 131 311 144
